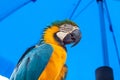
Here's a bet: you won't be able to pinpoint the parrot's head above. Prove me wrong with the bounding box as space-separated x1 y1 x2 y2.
42 20 81 48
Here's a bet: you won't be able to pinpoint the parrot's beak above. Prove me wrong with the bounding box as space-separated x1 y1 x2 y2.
63 29 81 47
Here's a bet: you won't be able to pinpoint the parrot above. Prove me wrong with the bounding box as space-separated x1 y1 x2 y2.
10 20 81 80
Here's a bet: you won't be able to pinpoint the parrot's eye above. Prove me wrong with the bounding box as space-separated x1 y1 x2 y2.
60 24 78 33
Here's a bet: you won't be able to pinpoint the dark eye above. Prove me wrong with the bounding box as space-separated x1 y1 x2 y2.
64 24 67 27
60 28 65 31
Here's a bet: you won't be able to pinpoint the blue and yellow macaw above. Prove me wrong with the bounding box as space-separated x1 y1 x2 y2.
10 20 81 80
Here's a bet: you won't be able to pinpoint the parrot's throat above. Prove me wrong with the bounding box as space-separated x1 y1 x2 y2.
43 26 66 49
54 33 66 50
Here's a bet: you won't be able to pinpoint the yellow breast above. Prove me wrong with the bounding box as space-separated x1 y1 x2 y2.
38 44 67 80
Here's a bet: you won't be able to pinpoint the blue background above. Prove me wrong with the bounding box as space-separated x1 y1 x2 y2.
0 0 120 80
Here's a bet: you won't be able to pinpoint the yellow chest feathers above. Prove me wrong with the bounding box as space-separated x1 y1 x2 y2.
38 44 67 80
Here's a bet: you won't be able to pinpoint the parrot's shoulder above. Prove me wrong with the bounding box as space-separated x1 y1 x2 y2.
17 45 35 65
17 43 53 67
36 43 53 51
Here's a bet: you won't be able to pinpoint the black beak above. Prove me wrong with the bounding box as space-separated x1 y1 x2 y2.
63 29 81 47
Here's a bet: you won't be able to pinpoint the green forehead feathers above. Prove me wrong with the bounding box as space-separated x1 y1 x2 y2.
51 19 78 27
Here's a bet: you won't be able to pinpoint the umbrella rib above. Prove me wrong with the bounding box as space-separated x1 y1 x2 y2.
97 0 109 66
69 0 82 20
73 0 94 20
104 0 120 67
0 0 35 22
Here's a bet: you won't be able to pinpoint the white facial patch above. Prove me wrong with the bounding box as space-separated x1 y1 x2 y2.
56 32 68 40
59 24 78 33
56 24 79 40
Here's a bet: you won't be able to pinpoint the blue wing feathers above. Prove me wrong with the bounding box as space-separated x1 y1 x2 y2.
10 43 53 80
17 45 35 66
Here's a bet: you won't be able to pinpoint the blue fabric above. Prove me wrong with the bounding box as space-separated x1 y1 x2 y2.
0 0 32 21
0 0 120 80
0 57 15 78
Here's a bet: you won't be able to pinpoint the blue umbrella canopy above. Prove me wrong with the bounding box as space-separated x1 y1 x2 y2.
0 0 120 80
0 0 36 21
